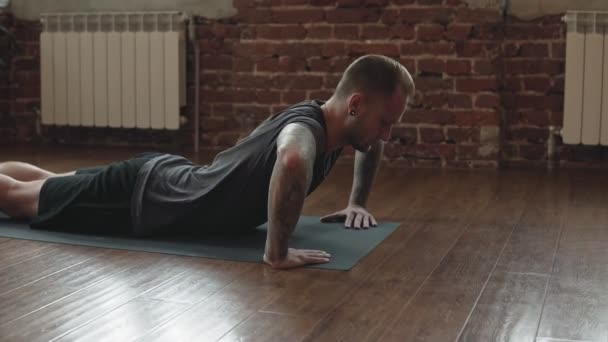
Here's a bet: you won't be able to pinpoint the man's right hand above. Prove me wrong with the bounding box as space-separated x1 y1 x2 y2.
263 248 331 269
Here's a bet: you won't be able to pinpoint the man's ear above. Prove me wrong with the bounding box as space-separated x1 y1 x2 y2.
347 92 362 113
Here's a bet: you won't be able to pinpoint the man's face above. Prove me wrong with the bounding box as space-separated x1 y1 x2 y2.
348 88 408 152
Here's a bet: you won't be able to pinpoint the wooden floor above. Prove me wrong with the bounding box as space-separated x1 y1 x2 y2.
0 146 607 342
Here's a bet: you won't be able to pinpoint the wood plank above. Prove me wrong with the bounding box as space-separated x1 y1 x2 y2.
0 245 99 295
458 271 547 342
537 170 608 342
304 170 495 342
537 277 608 342
217 312 318 342
137 266 297 342
494 171 570 275
0 253 182 341
55 298 188 342
378 170 537 341
0 239 56 271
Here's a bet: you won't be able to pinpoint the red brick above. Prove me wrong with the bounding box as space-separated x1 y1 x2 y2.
391 126 418 144
455 8 501 23
325 74 343 88
310 0 334 5
399 8 453 24
326 8 381 23
417 24 444 41
445 23 472 41
448 94 472 108
404 109 454 125
517 110 550 126
256 90 282 104
334 25 359 39
348 43 400 57
471 23 503 40
237 9 272 24
456 42 499 58
504 77 522 91
255 25 307 39
399 58 416 75
200 116 239 131
201 56 233 70
337 0 363 7
272 9 325 23
308 57 331 72
446 127 480 143
234 58 255 72
415 77 453 91
519 43 549 58
456 78 497 92
365 0 389 6
509 127 548 144
401 42 455 55
513 94 562 111
278 42 323 58
420 128 445 143
323 42 348 57
538 24 563 39
231 74 274 88
283 0 309 4
524 76 551 93
310 90 333 99
392 0 415 4
418 59 445 75
418 0 442 4
519 144 546 160
552 42 565 58
381 9 400 25
307 25 333 39
233 42 278 57
330 57 355 72
446 60 471 75
551 76 564 94
473 60 494 75
454 111 498 125
542 60 564 74
282 90 308 104
234 104 272 119
273 75 324 89
361 25 389 40
389 24 416 40
475 94 500 109
422 93 447 108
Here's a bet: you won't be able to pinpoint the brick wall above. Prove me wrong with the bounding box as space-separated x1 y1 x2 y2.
5 1 608 167
0 10 14 144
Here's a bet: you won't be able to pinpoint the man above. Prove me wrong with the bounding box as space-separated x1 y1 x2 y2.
0 54 414 269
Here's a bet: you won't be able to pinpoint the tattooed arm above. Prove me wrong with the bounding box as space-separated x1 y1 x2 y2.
321 140 383 229
263 123 331 269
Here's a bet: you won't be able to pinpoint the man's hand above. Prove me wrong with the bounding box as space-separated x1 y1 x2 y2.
264 248 331 269
320 204 378 229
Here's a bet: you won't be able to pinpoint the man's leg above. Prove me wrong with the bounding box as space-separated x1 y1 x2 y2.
0 161 75 182
0 174 43 219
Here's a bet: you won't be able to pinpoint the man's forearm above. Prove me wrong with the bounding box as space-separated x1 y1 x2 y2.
349 140 384 207
265 158 308 263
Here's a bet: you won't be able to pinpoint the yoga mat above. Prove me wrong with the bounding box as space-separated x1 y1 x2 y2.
0 213 400 270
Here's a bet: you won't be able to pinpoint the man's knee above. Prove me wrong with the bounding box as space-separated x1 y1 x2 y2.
5 179 44 218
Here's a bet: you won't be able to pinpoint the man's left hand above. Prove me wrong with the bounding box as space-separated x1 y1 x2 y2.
320 205 378 229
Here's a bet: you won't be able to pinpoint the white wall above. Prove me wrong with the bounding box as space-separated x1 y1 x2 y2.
7 0 608 22
9 0 236 20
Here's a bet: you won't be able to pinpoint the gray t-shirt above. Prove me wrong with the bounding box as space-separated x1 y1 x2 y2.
130 99 343 236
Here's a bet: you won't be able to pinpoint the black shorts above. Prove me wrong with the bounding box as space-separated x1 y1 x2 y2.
30 152 165 235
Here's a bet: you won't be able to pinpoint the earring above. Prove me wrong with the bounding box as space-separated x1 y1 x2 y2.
349 110 356 116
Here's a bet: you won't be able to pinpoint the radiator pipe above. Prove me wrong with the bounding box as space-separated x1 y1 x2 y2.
187 15 200 158
547 125 558 170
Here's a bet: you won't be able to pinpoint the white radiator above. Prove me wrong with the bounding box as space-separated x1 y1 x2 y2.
562 11 608 145
40 12 186 130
